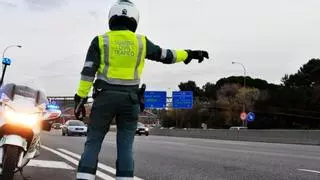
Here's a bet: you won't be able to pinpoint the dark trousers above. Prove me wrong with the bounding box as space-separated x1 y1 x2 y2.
76 89 139 179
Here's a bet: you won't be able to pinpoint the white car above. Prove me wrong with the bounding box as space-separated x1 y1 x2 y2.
62 120 87 136
136 122 149 136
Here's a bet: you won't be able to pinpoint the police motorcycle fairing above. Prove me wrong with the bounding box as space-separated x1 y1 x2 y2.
0 83 61 180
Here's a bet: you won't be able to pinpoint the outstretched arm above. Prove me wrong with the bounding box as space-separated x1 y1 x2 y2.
145 38 188 64
145 38 209 64
76 36 100 98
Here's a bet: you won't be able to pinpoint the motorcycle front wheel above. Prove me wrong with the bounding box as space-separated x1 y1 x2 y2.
2 145 20 180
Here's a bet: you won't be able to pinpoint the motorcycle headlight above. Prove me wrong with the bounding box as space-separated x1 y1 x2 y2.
4 106 40 127
145 128 149 131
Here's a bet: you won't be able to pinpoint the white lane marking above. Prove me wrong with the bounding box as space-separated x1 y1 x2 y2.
136 140 186 146
27 159 74 170
57 148 144 180
42 145 114 180
58 149 116 174
298 169 320 174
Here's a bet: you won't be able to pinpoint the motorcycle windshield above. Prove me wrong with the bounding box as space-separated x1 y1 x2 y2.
1 83 47 104
0 83 48 113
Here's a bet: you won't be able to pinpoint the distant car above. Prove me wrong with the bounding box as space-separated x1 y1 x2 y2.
52 123 62 129
229 126 248 131
136 122 149 136
62 120 87 136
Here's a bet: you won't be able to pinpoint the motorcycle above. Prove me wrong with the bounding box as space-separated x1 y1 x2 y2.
0 83 61 180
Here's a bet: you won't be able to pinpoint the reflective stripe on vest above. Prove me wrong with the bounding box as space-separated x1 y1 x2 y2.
97 31 145 86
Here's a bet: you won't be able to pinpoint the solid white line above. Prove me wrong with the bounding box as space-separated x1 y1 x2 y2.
27 159 74 170
42 145 114 180
298 169 320 174
57 148 144 180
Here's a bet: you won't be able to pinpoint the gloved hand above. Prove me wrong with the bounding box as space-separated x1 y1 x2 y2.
184 50 209 64
74 94 88 120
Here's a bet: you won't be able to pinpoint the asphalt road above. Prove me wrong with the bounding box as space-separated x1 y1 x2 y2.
14 130 320 180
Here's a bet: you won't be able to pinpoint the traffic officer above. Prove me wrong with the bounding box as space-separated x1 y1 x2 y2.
74 0 209 179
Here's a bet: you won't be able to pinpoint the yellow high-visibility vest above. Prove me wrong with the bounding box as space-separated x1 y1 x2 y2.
97 30 147 85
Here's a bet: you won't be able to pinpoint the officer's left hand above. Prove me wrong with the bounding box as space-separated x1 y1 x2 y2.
74 94 88 120
184 50 209 64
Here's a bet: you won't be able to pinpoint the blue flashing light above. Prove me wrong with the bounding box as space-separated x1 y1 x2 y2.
2 58 11 65
46 104 60 110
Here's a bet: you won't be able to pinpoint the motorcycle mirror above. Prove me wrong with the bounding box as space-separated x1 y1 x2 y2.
41 110 62 131
44 109 62 120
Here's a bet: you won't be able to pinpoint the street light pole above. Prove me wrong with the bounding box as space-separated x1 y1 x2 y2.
1 45 22 86
2 45 22 60
232 61 247 88
232 61 247 127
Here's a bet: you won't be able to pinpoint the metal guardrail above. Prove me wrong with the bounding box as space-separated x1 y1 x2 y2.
150 128 320 145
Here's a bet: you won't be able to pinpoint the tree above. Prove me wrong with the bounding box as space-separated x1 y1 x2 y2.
216 76 243 88
216 84 261 126
278 59 320 111
310 85 320 110
282 59 320 87
178 81 203 97
202 82 216 100
160 110 175 128
215 84 241 126
160 104 209 128
216 76 269 89
216 83 240 100
165 58 320 129
236 88 260 111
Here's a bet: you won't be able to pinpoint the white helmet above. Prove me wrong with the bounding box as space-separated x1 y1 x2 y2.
108 0 139 31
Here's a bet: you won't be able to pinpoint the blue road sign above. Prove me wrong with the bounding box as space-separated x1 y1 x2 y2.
2 58 11 65
144 91 167 109
172 91 193 109
247 112 255 122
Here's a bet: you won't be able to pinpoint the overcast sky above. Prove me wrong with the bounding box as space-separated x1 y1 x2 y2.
0 0 319 96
